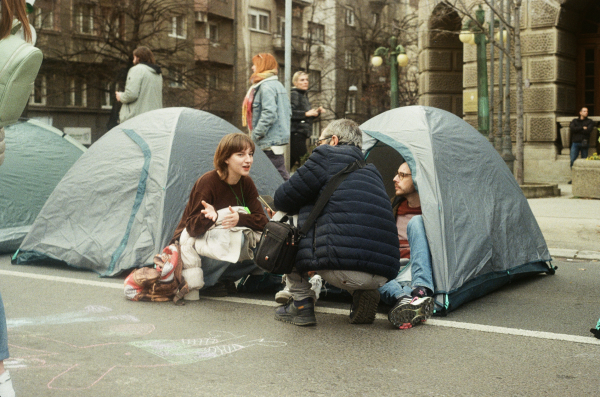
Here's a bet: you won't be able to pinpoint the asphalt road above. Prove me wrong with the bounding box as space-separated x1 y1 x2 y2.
1 254 599 396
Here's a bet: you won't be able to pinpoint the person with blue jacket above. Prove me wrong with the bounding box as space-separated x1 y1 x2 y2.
242 53 291 180
272 119 400 326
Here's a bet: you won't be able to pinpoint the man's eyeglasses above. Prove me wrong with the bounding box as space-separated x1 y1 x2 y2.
317 136 331 145
396 172 412 180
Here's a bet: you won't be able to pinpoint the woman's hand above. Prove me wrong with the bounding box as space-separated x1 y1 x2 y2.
115 91 122 102
266 208 277 219
200 200 217 222
221 206 240 229
317 106 326 114
305 109 319 117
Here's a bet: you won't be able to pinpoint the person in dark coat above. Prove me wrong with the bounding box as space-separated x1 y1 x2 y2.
272 119 400 326
569 106 596 167
290 71 324 167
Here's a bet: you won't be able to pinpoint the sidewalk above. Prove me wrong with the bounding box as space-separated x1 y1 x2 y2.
527 184 600 261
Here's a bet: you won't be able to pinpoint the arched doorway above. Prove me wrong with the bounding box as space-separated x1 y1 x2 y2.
418 4 463 117
562 0 600 116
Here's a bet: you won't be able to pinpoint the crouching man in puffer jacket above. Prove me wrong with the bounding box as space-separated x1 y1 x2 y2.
273 119 400 326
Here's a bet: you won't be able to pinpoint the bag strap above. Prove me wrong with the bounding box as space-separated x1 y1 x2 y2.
299 158 366 237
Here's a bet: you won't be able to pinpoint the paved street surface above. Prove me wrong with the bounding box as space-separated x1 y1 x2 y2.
1 253 600 396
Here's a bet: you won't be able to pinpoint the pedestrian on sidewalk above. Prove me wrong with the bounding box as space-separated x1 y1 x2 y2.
290 71 324 168
115 46 163 123
242 53 291 181
569 107 595 167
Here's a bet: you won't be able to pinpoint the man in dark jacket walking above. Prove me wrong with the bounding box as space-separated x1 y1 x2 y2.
273 119 400 326
569 107 596 167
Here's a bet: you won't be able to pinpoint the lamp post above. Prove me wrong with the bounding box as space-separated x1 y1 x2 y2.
459 6 489 137
371 36 408 109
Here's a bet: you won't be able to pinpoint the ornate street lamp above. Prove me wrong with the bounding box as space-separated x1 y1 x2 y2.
459 5 489 137
371 36 408 109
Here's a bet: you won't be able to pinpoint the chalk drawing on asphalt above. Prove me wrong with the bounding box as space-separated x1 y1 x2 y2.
129 330 287 365
5 312 286 391
6 305 139 328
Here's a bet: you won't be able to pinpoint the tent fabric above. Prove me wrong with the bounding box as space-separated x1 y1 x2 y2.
360 106 553 313
13 108 283 276
0 119 86 253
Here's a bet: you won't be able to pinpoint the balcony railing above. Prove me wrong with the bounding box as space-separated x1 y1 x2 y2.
272 34 307 54
194 38 234 65
194 0 234 20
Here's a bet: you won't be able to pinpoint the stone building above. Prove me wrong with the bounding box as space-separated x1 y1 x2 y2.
417 0 599 183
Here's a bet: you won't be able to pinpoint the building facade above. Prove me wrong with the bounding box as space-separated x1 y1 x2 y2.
418 0 600 184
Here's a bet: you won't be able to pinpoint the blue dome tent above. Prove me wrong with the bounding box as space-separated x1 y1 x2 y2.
13 108 283 276
360 106 554 313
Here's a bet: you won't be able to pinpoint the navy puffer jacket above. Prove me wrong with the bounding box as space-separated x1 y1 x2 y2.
274 144 400 280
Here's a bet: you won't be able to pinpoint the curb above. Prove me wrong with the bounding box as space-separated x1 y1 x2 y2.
549 248 600 261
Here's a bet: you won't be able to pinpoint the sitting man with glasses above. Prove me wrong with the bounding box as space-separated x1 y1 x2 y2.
378 161 435 330
272 119 400 326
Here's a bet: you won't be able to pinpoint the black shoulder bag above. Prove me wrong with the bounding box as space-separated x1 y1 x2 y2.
255 159 366 274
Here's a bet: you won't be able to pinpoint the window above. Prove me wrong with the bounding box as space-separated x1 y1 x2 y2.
32 6 53 30
102 8 122 38
206 22 218 42
208 74 218 90
345 7 355 26
346 96 356 114
372 12 380 26
169 15 186 39
169 65 185 88
249 8 269 33
29 75 46 105
69 78 87 107
101 82 119 109
309 22 324 44
74 4 94 35
277 16 285 36
344 50 355 69
309 70 321 92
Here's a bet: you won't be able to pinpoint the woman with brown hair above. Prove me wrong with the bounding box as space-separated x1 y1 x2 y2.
115 46 163 123
0 0 31 41
242 53 291 180
170 133 269 296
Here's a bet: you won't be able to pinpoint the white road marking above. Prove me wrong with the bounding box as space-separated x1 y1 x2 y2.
0 269 123 289
2 269 600 345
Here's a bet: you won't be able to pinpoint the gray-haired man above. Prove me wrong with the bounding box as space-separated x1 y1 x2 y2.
272 119 400 326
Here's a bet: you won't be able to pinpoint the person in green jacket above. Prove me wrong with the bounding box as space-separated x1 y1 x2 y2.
116 46 163 123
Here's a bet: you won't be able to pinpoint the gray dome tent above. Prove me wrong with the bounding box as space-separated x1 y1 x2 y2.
360 106 554 313
13 108 283 276
0 119 86 253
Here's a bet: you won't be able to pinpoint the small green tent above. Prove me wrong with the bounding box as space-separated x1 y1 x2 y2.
0 119 86 253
